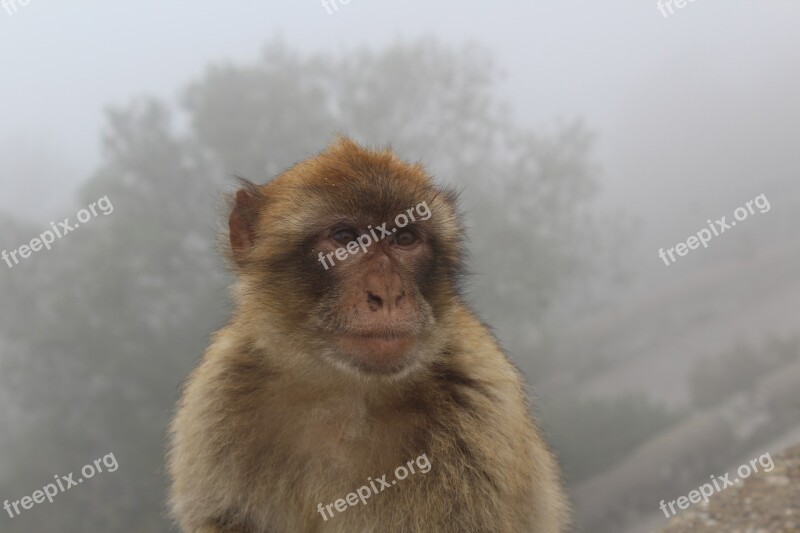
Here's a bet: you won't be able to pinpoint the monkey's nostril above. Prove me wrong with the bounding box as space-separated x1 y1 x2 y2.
366 290 383 310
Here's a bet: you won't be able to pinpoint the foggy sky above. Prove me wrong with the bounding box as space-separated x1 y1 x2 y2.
2 1 799 276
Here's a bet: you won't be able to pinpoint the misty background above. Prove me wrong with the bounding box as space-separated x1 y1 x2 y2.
1 2 799 532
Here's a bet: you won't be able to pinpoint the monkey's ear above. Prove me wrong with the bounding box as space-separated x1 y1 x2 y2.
228 180 264 264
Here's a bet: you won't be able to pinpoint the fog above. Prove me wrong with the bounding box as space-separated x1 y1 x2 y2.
1 1 799 531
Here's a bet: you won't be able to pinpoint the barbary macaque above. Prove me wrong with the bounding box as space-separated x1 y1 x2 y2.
168 137 570 532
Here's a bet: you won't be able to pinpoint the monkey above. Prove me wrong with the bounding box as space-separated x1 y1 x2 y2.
167 137 571 532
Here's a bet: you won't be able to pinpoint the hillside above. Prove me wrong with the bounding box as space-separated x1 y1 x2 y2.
548 237 800 408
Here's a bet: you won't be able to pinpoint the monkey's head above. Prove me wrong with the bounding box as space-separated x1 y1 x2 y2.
227 137 465 377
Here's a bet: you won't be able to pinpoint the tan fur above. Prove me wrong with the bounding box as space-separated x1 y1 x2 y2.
168 138 570 532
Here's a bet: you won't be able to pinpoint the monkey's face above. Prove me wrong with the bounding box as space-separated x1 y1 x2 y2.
306 209 438 375
228 139 464 377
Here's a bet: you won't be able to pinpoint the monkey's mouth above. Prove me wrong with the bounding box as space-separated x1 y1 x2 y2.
335 333 417 370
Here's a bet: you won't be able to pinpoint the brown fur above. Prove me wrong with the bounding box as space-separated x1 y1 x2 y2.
167 137 570 532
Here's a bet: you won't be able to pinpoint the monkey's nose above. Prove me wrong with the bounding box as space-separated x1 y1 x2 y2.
366 290 384 310
365 288 406 312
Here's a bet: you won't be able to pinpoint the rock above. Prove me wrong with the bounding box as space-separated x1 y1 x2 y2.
659 444 800 532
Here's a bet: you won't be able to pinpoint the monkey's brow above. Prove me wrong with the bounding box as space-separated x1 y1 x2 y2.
310 217 358 230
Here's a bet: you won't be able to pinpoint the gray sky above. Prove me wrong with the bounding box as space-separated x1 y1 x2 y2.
2 0 799 265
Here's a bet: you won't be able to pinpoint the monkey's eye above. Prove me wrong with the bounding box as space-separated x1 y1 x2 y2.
332 227 359 245
394 228 418 246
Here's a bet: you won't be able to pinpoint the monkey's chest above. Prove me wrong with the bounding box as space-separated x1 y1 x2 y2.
305 402 371 452
288 400 414 468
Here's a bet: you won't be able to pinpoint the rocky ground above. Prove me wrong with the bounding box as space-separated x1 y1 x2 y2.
660 444 800 532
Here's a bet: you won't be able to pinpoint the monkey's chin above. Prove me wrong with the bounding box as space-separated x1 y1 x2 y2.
334 335 418 375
